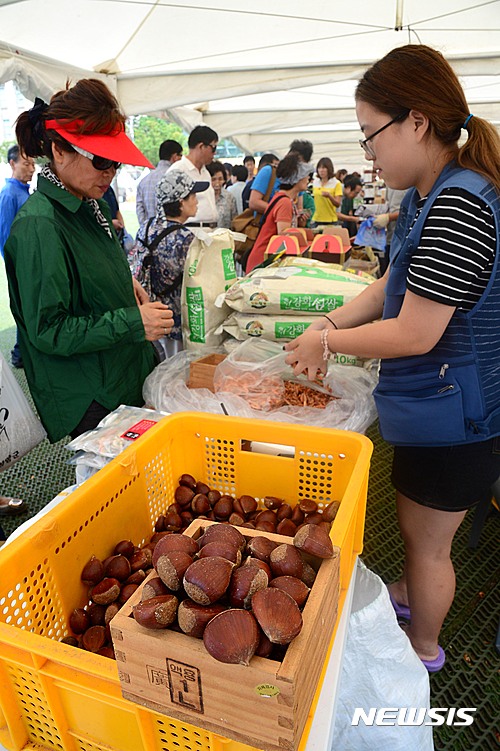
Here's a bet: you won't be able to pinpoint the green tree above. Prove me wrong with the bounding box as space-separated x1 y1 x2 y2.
0 140 15 162
129 117 188 166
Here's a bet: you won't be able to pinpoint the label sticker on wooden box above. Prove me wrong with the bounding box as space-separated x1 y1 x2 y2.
166 659 204 713
255 683 280 698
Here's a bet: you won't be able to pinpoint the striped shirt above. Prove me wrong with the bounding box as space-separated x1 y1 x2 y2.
406 187 496 310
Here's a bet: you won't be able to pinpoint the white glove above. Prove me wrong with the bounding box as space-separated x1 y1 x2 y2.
373 213 390 229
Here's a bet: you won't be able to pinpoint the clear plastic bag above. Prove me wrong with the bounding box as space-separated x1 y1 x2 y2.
143 340 377 434
142 349 253 416
65 404 168 458
214 339 287 411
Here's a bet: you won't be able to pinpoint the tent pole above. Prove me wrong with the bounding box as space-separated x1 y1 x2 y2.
395 0 404 30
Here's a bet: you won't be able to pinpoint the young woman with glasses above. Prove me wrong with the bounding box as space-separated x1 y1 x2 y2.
4 79 174 442
285 44 500 672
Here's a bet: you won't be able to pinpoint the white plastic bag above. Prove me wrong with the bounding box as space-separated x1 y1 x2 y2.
331 561 434 751
0 352 46 471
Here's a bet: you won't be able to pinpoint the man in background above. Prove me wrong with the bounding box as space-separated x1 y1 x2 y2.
338 174 363 238
243 155 256 179
167 125 219 227
241 152 279 211
249 140 312 215
227 164 248 214
136 139 183 223
0 145 35 368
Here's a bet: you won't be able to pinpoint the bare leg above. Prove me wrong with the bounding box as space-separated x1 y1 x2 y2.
395 491 467 661
388 561 409 607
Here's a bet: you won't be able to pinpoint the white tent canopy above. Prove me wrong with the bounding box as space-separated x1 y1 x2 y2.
1 0 500 165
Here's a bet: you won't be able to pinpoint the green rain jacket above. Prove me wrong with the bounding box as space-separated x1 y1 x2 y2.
4 175 156 442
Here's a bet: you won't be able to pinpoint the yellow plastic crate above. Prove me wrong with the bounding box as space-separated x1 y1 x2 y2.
0 412 372 751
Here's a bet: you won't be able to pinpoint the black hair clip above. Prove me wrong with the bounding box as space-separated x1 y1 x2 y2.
28 97 49 138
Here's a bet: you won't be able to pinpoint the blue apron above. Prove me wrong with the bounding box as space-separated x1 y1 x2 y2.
374 162 500 446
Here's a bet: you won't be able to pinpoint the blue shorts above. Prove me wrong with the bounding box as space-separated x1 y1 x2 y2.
391 437 500 511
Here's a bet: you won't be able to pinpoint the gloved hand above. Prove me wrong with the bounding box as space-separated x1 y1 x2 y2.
373 213 390 229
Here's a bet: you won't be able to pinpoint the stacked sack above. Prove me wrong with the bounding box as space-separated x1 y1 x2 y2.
181 228 238 351
216 257 376 370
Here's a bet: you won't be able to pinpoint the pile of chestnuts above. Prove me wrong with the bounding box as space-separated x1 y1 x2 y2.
156 473 340 536
133 519 335 666
63 473 339 662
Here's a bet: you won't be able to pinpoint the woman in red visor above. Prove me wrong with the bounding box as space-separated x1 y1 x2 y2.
4 79 173 442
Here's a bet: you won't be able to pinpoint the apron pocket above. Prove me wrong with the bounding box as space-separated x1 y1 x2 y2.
374 379 467 446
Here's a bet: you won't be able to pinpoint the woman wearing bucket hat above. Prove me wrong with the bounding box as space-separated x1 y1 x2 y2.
132 171 208 359
4 78 174 443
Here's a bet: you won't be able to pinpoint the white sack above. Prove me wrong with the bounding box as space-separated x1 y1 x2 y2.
331 561 434 751
181 228 238 350
0 352 46 471
220 261 372 316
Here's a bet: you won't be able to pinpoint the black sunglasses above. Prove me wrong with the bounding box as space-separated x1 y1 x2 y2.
72 144 121 171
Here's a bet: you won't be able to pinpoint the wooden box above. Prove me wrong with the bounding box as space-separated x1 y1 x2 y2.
111 520 340 751
188 353 227 391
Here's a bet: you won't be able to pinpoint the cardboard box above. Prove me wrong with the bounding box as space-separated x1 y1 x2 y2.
111 519 340 751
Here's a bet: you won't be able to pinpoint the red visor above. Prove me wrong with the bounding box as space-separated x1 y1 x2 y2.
45 118 153 169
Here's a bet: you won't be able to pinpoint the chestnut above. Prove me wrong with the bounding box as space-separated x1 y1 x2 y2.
228 565 268 609
269 544 304 579
183 556 233 605
203 609 260 665
293 524 334 559
81 556 104 585
133 595 178 630
251 588 303 645
269 576 310 607
91 578 121 605
177 600 226 638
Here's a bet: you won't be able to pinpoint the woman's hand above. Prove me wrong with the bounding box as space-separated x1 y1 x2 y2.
284 328 327 381
139 302 174 341
133 278 150 306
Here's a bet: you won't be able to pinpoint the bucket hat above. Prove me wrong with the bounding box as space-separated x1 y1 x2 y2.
157 171 209 205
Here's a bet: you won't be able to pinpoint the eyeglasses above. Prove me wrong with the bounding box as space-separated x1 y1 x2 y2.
204 143 217 153
359 111 409 159
72 144 121 171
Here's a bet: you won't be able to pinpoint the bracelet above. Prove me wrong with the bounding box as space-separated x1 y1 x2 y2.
323 315 338 329
320 328 331 362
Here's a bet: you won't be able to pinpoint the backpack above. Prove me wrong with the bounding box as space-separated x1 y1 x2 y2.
240 193 287 273
133 219 186 299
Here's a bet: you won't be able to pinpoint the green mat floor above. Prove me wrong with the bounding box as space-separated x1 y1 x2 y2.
0 324 498 751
